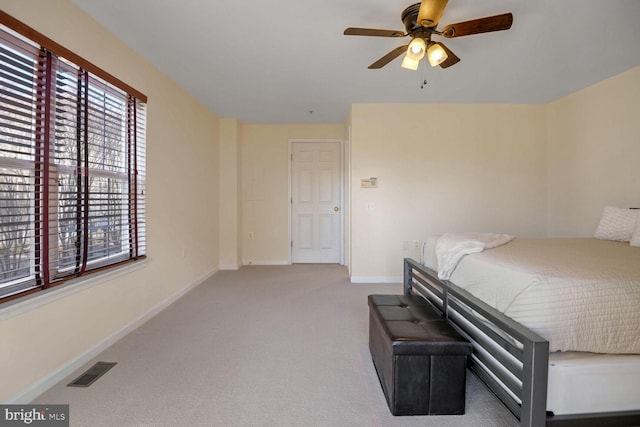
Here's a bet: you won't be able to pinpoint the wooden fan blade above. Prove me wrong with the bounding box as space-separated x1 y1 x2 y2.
344 27 405 37
441 13 513 38
438 43 460 69
417 0 449 28
368 45 408 69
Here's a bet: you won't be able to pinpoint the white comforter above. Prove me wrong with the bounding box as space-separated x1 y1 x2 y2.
424 237 640 354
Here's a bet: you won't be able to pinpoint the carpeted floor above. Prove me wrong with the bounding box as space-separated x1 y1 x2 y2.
33 264 519 427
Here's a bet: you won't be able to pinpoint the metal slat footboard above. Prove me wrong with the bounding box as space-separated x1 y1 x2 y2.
404 258 549 427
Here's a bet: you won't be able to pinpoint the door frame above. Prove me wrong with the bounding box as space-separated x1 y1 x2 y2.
288 139 345 265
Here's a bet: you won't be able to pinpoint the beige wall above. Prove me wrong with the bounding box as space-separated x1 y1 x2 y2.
546 66 640 236
219 119 242 269
241 124 346 265
344 119 353 274
0 0 219 401
349 104 548 280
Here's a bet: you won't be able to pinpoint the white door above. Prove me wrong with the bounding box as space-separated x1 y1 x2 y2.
291 141 341 263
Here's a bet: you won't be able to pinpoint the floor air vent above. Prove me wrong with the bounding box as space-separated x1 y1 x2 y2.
67 361 117 387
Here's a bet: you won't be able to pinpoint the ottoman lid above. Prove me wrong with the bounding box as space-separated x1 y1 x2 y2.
386 319 473 355
369 294 473 356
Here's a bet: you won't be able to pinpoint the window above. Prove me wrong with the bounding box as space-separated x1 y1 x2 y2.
0 13 146 303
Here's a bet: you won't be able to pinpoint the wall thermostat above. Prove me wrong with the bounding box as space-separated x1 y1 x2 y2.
361 177 378 188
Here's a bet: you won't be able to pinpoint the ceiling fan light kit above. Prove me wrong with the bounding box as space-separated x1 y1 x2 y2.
400 38 447 70
344 0 513 72
426 42 447 67
401 54 420 71
407 37 426 59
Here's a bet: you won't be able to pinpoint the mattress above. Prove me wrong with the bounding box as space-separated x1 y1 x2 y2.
421 237 640 354
547 351 640 415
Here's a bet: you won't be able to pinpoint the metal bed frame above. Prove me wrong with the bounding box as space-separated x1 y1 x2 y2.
403 257 640 427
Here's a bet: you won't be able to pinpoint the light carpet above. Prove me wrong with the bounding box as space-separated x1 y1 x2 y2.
33 264 519 427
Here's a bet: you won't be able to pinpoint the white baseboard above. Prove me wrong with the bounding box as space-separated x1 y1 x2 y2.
350 276 402 284
219 264 239 270
6 267 219 404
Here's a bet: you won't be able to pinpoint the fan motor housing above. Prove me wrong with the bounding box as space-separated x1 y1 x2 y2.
401 4 422 33
402 3 432 39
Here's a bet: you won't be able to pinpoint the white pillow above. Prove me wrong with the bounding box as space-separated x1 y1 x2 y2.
593 206 639 242
630 216 640 247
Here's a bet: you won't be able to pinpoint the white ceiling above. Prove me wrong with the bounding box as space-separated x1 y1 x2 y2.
73 0 640 124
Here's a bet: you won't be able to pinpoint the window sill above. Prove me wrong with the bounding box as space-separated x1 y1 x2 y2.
0 257 149 320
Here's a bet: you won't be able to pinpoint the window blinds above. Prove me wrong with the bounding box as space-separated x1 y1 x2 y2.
0 15 146 302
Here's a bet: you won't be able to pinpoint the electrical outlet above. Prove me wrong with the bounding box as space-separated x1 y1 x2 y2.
249 232 255 239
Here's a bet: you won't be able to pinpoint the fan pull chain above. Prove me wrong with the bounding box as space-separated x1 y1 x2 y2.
420 57 428 89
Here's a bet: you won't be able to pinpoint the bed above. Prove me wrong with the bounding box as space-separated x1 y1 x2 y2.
404 236 640 427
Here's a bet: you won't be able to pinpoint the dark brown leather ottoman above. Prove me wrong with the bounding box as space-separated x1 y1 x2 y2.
368 294 472 416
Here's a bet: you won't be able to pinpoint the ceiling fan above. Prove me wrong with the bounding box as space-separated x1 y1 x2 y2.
343 0 513 70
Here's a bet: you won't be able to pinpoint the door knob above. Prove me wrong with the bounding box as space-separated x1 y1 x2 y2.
334 206 340 212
